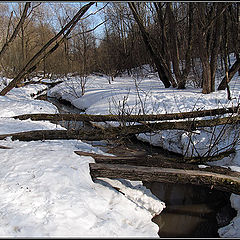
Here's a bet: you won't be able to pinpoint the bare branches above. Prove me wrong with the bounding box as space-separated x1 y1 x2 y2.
203 3 231 36
67 20 107 40
0 2 94 96
0 2 31 58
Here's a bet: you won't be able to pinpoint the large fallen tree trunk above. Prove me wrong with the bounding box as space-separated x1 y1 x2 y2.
1 114 240 141
89 163 240 195
74 151 240 178
13 105 239 122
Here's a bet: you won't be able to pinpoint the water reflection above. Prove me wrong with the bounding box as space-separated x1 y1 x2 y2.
144 182 236 238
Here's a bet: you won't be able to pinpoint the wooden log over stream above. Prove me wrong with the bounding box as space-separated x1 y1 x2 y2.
13 105 239 122
75 150 239 176
89 163 240 195
1 113 240 142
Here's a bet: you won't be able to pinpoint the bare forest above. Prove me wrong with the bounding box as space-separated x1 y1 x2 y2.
0 2 239 96
0 2 240 237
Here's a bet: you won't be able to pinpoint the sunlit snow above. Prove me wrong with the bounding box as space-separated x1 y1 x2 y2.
0 54 239 237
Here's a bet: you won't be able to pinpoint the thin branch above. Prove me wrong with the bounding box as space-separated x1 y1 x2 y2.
68 20 107 39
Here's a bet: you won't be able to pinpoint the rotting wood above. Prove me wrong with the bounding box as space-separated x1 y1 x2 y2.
74 150 141 160
12 105 239 122
89 163 240 195
0 129 108 141
74 150 239 177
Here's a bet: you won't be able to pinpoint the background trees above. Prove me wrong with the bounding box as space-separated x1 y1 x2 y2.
0 2 239 95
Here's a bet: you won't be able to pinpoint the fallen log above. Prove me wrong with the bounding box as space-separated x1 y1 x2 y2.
74 150 138 159
89 163 240 195
0 129 108 141
1 113 240 142
17 80 63 88
13 105 239 122
74 150 239 177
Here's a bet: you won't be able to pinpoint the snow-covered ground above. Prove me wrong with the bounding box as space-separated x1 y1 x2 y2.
0 55 239 237
47 59 240 237
0 81 165 237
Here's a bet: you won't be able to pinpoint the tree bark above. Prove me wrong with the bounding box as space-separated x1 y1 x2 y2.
166 3 193 89
75 149 235 165
196 3 228 94
2 114 240 141
209 4 224 92
13 105 239 122
89 163 240 195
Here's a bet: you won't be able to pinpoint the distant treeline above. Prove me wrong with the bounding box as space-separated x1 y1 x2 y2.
0 2 239 94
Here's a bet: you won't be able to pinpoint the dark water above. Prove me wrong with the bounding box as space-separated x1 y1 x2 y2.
144 182 236 238
44 95 237 238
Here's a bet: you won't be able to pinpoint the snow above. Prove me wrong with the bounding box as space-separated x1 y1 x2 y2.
47 54 240 237
0 79 165 237
0 53 239 237
48 69 240 158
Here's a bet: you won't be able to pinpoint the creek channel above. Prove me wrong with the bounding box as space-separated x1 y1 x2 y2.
39 94 237 238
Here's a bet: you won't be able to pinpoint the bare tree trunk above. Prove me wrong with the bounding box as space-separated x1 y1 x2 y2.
153 2 171 71
196 3 227 94
201 56 212 94
166 3 193 89
128 2 176 88
209 5 224 92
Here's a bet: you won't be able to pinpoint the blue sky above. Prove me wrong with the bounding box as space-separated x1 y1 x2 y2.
5 1 106 38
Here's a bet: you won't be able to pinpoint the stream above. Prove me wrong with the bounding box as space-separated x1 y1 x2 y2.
42 95 237 238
